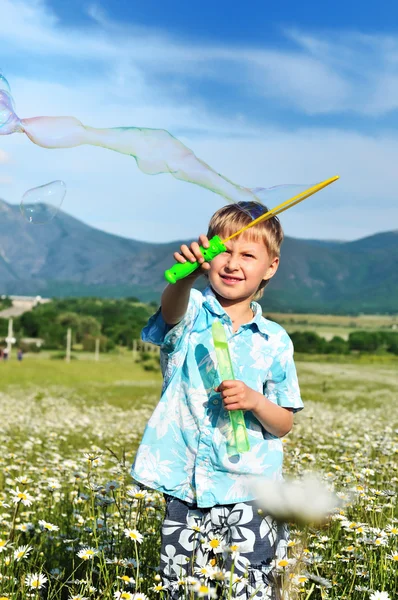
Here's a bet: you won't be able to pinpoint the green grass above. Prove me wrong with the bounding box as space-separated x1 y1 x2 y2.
0 355 162 409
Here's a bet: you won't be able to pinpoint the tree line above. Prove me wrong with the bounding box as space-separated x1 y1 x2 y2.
0 296 397 355
0 297 156 352
290 330 398 355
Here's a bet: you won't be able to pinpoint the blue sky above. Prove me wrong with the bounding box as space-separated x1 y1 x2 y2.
0 0 398 242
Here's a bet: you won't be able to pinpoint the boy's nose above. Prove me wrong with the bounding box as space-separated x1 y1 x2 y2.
225 254 240 270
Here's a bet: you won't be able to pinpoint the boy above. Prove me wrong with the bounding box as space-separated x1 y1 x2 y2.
131 202 303 599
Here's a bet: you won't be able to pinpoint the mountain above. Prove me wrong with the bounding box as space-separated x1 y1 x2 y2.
0 199 397 313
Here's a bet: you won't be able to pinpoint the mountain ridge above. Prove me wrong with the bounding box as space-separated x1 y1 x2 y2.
0 199 397 313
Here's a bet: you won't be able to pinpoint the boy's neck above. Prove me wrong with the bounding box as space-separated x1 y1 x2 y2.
215 293 255 331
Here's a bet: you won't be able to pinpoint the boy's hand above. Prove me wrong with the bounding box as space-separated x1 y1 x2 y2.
173 234 211 280
215 380 261 412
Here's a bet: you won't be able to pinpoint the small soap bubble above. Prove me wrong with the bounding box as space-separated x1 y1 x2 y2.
20 180 66 224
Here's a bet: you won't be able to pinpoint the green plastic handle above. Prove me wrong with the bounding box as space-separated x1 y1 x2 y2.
164 236 226 284
212 321 250 454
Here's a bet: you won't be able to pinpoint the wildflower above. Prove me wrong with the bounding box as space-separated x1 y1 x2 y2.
121 557 138 568
131 594 149 600
370 593 391 600
222 542 241 560
273 558 297 571
194 565 216 579
47 479 62 491
118 575 136 586
193 583 217 598
386 525 398 535
77 547 98 560
38 520 59 531
16 522 35 532
152 582 168 592
25 572 48 590
15 476 32 485
69 596 88 600
83 451 103 463
291 574 309 586
106 480 120 492
0 540 10 553
386 553 398 561
9 487 34 506
124 528 143 543
114 593 134 600
374 537 388 547
126 486 147 500
14 545 33 561
203 533 223 553
225 572 248 585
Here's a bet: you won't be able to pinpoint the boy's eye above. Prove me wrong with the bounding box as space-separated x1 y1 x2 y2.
244 253 255 258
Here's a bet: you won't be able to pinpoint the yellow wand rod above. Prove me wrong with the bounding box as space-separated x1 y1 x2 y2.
223 175 339 242
164 175 340 283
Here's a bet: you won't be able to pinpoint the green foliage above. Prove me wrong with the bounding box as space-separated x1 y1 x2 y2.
0 295 12 310
291 330 398 355
348 330 398 354
290 331 327 354
324 336 349 355
82 334 114 353
0 317 8 336
13 298 154 351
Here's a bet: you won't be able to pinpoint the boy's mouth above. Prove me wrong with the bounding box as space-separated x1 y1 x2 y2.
220 274 244 284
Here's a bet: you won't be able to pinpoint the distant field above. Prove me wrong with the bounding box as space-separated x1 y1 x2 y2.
266 311 398 340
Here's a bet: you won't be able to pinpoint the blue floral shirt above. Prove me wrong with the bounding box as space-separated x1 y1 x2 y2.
131 286 303 508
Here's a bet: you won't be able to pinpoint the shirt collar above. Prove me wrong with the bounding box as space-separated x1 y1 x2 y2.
202 286 271 337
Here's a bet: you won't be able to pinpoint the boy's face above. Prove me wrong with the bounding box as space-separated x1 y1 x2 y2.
208 232 279 303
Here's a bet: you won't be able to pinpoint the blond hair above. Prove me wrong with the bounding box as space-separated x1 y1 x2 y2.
207 201 284 298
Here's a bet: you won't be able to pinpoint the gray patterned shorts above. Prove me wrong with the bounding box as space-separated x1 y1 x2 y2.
160 495 289 599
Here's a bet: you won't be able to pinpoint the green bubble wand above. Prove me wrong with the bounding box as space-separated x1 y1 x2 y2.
212 320 250 454
164 176 339 283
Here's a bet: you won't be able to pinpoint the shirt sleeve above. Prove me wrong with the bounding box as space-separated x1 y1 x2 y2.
264 332 304 413
141 288 202 356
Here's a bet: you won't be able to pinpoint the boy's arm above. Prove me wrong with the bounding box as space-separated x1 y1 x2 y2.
218 381 294 437
161 279 196 325
161 235 210 325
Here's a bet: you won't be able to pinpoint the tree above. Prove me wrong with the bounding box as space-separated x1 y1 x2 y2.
348 331 382 353
326 336 349 354
290 331 326 354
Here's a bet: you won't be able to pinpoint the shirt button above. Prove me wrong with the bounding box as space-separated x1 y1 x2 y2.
213 399 219 405
203 429 211 436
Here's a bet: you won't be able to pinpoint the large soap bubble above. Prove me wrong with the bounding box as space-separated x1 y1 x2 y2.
0 72 334 225
0 71 276 211
20 180 66 224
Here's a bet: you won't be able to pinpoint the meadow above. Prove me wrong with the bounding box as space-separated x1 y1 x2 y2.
266 313 398 342
0 353 397 600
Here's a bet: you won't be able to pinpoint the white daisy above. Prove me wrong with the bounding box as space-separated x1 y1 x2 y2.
25 572 48 590
123 528 143 544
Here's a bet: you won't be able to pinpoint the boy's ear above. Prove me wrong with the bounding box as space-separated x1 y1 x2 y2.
263 256 279 281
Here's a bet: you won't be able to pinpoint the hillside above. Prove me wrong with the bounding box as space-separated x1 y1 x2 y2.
0 199 397 313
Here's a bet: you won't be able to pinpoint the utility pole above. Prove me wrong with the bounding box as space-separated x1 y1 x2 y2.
5 318 16 359
66 328 72 363
95 337 100 362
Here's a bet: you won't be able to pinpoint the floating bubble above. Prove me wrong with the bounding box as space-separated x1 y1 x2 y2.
20 180 66 224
